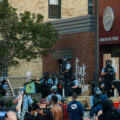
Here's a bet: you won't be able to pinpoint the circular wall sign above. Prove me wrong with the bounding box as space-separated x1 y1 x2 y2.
103 7 114 31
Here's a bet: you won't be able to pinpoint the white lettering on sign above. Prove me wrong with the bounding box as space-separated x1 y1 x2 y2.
76 58 86 85
100 36 119 42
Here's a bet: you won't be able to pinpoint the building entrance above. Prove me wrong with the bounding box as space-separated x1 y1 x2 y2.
100 45 120 80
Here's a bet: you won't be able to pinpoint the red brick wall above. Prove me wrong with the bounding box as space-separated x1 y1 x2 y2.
43 32 95 83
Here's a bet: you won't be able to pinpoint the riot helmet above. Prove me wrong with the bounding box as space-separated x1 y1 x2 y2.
19 88 25 95
51 85 57 93
94 87 101 95
63 56 67 62
106 59 112 67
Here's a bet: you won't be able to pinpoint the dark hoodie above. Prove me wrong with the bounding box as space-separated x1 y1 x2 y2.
98 99 119 120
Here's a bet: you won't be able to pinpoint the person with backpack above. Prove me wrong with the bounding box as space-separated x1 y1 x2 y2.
61 97 69 120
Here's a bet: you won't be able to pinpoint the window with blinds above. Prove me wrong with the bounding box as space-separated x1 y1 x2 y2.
88 0 93 14
49 0 61 19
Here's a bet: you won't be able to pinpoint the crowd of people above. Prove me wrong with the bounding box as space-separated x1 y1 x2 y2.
1 59 120 120
1 87 120 120
0 86 84 120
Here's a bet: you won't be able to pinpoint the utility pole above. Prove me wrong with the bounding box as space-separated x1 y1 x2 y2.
94 0 99 86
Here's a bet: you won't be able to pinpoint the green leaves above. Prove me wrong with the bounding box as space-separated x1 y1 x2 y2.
0 0 58 69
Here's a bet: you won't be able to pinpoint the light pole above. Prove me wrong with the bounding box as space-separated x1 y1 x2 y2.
94 0 99 86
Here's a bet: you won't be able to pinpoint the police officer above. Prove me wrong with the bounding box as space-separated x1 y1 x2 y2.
89 87 108 118
61 57 71 97
69 74 81 96
101 60 116 97
46 86 62 106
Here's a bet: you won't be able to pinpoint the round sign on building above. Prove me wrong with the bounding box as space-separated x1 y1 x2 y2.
103 7 114 32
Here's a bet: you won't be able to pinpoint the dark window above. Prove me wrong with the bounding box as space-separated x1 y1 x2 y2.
0 67 8 77
49 0 61 19
88 0 93 14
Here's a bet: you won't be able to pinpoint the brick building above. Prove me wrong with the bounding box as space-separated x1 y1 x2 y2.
6 0 93 79
99 0 120 79
0 0 94 88
43 15 95 84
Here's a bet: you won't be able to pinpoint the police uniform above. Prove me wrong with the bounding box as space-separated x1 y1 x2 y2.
101 64 116 97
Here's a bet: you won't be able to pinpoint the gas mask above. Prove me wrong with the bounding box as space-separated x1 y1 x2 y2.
106 62 111 67
106 60 112 67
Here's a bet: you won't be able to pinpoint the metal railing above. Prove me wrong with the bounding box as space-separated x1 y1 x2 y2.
7 79 15 96
0 76 35 95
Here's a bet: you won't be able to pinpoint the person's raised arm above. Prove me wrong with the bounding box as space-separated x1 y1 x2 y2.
16 94 23 111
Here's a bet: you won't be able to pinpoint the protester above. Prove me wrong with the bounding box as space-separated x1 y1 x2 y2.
98 99 120 120
24 103 39 120
0 97 22 112
51 95 62 120
13 88 33 120
37 98 54 120
67 93 84 120
4 111 18 120
61 97 69 120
